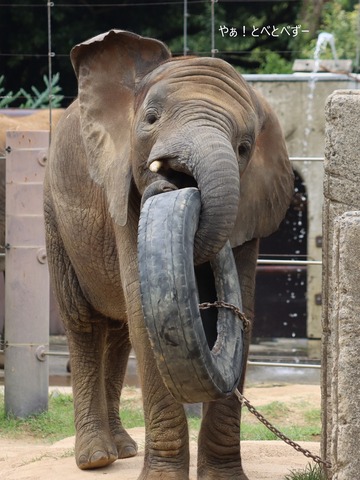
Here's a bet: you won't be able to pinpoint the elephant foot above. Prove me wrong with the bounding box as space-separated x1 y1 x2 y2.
198 465 249 480
75 433 118 470
111 428 138 458
137 454 189 480
198 454 249 480
77 449 117 470
137 469 189 480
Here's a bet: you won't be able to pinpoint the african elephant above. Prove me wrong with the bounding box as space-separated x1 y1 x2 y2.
44 30 294 479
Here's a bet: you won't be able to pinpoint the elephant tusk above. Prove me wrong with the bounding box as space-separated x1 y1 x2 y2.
149 160 163 173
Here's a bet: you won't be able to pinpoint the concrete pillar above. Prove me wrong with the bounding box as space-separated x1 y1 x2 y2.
322 90 360 475
4 130 49 417
330 212 360 479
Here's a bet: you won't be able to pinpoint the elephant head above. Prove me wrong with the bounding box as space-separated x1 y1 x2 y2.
70 30 294 266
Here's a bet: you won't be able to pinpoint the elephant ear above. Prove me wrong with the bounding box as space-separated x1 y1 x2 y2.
230 93 294 247
70 30 171 226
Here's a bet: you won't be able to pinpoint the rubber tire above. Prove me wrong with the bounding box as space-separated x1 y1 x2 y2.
138 187 244 403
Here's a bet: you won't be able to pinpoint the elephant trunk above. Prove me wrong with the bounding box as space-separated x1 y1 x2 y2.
192 132 240 265
148 130 240 265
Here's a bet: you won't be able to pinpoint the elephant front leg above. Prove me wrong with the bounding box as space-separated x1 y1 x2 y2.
197 396 249 480
67 324 118 469
117 225 190 479
140 373 190 480
130 318 191 480
197 240 257 479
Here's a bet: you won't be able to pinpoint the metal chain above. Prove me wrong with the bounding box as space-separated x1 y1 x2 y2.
198 301 251 332
199 300 332 470
235 389 332 470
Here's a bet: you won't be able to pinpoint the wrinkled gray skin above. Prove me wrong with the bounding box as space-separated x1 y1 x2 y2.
44 30 294 480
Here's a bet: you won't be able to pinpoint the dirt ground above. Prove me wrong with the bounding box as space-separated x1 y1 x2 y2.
0 384 321 480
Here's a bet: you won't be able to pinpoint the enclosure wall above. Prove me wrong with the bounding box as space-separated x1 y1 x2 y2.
322 90 360 477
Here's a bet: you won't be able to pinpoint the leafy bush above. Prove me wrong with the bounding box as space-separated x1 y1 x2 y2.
0 73 64 108
295 0 359 71
251 49 293 74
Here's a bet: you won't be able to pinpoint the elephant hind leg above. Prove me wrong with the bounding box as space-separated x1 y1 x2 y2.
104 319 138 459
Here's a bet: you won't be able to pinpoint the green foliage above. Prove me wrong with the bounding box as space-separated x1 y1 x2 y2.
185 2 298 74
0 75 22 107
284 462 327 480
250 50 293 74
1 0 359 95
319 1 358 63
0 73 64 108
295 0 359 70
0 1 302 100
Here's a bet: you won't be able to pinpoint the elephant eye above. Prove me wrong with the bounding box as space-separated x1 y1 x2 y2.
237 135 254 159
237 142 250 157
145 111 159 125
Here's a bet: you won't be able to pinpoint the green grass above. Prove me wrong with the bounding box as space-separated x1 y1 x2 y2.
0 391 145 443
240 400 321 442
0 390 323 480
118 396 145 429
187 399 320 443
0 393 75 442
0 392 321 445
284 463 327 480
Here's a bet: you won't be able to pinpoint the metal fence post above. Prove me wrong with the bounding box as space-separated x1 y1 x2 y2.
4 130 49 417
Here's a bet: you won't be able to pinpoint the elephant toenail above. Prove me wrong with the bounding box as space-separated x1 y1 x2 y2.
78 450 117 469
119 445 138 458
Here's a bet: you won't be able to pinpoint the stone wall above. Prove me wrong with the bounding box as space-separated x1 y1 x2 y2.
322 90 360 477
245 74 353 157
246 75 356 356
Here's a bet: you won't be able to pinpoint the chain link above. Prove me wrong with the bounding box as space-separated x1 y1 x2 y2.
235 389 332 470
198 301 251 332
199 300 331 470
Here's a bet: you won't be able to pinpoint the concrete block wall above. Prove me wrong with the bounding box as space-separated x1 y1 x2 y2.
322 90 360 477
